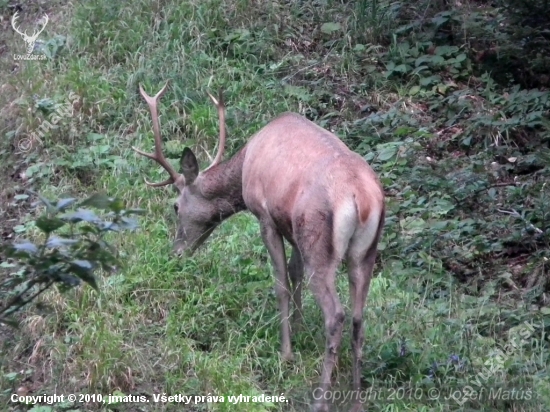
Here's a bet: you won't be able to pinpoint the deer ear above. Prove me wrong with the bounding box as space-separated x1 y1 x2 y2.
180 147 199 184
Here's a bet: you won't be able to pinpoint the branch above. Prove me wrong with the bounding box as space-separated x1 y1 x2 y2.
497 208 544 235
458 182 518 202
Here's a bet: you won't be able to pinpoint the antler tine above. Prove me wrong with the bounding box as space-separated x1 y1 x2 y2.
34 14 48 36
203 90 226 172
132 82 182 187
11 12 26 37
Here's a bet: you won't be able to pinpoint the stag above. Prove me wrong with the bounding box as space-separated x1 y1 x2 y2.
133 83 385 412
11 12 49 55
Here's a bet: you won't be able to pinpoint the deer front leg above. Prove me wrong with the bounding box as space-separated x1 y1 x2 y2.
260 221 293 361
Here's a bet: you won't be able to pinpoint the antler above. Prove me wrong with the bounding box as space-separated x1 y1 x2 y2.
11 12 26 37
203 91 226 172
11 12 48 39
132 82 183 187
33 14 48 38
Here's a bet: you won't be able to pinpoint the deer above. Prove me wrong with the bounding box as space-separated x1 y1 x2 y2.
132 82 385 412
11 12 49 55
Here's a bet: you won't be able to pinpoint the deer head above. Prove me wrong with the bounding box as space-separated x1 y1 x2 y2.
11 12 49 55
132 83 234 256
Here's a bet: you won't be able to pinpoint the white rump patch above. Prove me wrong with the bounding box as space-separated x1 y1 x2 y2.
333 199 358 260
347 206 382 261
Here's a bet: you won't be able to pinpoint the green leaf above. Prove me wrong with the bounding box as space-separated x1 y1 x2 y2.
434 45 458 56
455 53 467 62
283 85 312 102
57 274 81 289
409 85 421 96
46 237 79 248
11 241 38 255
29 406 54 412
72 260 92 271
108 390 126 404
109 198 125 213
415 55 435 67
431 55 445 65
394 64 410 73
36 216 66 234
126 208 146 215
13 225 26 233
56 197 77 211
378 146 399 161
70 260 98 291
4 372 18 381
0 318 20 328
87 133 104 141
437 84 448 95
395 127 414 137
320 22 341 34
63 209 99 223
431 15 450 27
36 193 55 212
96 145 111 154
79 193 113 210
78 225 99 235
420 76 437 86
119 217 139 231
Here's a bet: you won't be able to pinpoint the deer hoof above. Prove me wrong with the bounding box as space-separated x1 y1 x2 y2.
292 318 304 333
281 351 294 362
350 403 365 412
311 402 329 412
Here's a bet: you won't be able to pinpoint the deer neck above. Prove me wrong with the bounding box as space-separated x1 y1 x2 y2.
199 146 247 220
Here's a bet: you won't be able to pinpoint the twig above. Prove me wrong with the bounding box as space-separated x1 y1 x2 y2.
459 182 518 202
497 208 544 234
0 279 55 319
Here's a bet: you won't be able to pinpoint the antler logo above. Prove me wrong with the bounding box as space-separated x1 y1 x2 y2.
11 11 49 55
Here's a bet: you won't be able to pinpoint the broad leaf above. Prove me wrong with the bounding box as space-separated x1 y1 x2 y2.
79 193 113 210
321 22 341 34
12 241 39 255
36 216 66 234
69 260 98 291
63 209 99 223
46 237 79 248
56 197 77 211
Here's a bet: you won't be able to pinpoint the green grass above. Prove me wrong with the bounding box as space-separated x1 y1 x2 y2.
1 0 550 411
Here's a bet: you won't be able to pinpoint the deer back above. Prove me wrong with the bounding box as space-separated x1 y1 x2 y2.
241 113 384 260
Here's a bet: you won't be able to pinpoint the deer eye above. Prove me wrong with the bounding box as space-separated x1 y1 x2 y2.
173 203 179 214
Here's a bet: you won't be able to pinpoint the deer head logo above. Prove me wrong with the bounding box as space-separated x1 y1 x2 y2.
11 12 49 55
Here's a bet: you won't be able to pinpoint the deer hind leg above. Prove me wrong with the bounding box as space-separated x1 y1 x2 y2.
288 245 304 331
346 245 378 412
305 259 344 412
259 221 293 361
346 213 384 412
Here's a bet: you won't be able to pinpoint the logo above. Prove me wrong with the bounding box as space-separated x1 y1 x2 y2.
11 11 49 61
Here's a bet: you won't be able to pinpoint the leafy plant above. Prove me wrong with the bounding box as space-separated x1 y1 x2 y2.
0 193 144 327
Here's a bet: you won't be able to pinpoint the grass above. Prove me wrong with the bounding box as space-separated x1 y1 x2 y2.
1 0 549 411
